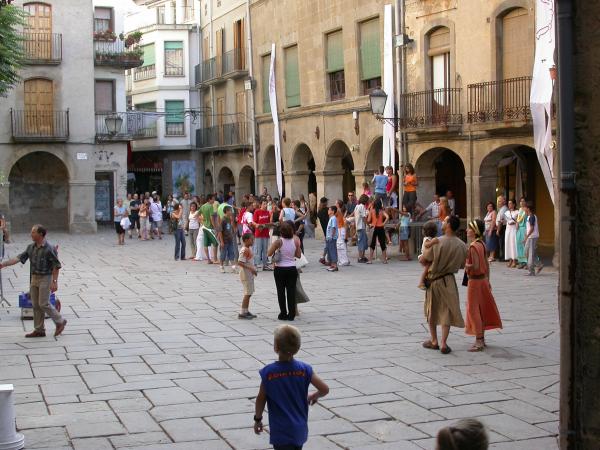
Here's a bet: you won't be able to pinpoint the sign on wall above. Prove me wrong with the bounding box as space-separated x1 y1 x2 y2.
172 160 196 196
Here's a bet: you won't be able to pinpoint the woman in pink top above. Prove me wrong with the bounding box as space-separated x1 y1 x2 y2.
268 222 302 321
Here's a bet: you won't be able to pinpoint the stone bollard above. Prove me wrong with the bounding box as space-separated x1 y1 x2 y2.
0 385 24 450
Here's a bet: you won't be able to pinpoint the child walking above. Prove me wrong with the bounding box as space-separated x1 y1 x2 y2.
399 204 411 260
237 232 258 319
418 220 440 290
218 206 237 273
254 325 329 450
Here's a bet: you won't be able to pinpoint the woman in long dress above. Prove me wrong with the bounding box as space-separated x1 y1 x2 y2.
515 197 528 269
465 219 503 352
503 199 519 267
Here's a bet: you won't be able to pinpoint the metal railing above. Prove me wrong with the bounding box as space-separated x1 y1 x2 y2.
10 109 69 141
95 112 158 139
195 47 247 85
134 64 156 81
20 32 62 64
94 40 143 68
400 88 462 128
197 122 249 148
467 76 532 123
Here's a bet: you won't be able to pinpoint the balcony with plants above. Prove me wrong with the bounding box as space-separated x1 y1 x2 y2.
94 31 144 69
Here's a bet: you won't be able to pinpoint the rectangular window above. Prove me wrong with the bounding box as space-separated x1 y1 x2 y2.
262 54 271 113
135 102 157 137
360 18 381 94
285 45 300 108
165 100 185 136
142 43 155 67
165 41 184 76
326 30 345 100
94 7 112 32
94 80 114 112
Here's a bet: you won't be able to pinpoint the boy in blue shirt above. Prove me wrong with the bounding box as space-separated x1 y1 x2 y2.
254 325 329 450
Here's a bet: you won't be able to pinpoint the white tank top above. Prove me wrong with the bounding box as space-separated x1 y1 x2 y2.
277 238 297 267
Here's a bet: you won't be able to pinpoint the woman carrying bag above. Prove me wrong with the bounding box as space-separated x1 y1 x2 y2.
268 221 301 321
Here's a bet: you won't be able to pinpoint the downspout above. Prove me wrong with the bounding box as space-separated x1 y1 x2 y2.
197 0 205 194
556 0 576 448
394 0 403 202
209 0 216 193
246 0 258 194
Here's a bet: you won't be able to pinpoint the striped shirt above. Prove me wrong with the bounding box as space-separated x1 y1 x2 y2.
18 241 61 275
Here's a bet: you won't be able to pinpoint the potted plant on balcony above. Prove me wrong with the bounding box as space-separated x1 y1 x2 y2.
120 31 143 48
94 29 117 41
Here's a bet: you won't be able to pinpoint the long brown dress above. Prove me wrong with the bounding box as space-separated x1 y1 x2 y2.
465 240 503 336
423 235 468 327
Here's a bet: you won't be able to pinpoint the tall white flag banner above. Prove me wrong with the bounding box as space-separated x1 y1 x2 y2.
268 43 283 197
383 4 395 168
530 0 555 204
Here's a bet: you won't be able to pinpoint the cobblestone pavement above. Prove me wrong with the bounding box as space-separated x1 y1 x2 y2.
0 231 559 450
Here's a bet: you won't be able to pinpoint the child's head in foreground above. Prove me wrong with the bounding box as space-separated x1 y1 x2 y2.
274 325 301 358
436 418 488 450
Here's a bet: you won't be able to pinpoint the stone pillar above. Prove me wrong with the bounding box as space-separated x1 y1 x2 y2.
285 170 310 200
352 170 371 195
69 181 97 233
477 175 497 220
418 175 436 207
257 172 277 198
315 170 344 203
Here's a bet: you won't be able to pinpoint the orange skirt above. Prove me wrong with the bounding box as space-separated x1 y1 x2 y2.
465 279 503 336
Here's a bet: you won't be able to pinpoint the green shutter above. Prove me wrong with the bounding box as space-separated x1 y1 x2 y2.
327 30 344 73
165 100 184 123
135 101 156 111
164 41 183 50
360 19 381 80
262 54 271 113
285 45 300 107
142 43 155 66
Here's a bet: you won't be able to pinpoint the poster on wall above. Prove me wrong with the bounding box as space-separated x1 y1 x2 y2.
172 160 196 196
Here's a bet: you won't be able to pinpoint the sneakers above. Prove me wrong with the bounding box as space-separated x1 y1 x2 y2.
25 330 46 338
238 311 257 319
54 319 67 337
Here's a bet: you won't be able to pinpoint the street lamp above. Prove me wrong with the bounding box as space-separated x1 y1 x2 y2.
369 88 388 116
105 115 123 135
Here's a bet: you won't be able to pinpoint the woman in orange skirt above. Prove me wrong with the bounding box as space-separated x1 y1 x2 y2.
464 219 503 352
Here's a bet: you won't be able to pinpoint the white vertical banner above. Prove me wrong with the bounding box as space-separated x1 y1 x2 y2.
530 0 555 204
268 43 283 197
382 4 395 168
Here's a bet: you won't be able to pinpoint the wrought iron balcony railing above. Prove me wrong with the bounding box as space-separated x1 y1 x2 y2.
10 109 69 142
195 48 247 86
95 112 158 140
196 122 249 149
400 88 463 129
94 40 144 69
467 76 532 123
20 32 62 64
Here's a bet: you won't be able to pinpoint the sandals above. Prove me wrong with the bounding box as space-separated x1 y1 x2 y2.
440 345 452 354
422 340 439 350
468 338 485 352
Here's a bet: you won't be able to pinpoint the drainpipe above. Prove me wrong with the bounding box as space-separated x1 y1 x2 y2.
394 0 403 201
556 0 576 448
246 0 259 194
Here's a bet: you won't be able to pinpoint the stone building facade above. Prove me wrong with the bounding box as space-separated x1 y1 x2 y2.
0 0 133 232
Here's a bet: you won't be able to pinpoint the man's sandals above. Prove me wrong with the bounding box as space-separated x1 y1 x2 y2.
422 340 452 354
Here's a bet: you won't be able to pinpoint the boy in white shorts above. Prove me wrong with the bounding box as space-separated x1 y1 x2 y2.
237 233 258 319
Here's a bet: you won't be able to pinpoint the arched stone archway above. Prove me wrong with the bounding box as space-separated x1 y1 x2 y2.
217 167 235 196
479 145 554 251
415 147 467 218
260 145 284 197
323 140 355 201
289 143 317 199
365 137 400 173
238 165 255 197
9 151 69 231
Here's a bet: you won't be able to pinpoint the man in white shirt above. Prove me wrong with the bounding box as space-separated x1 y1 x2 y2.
496 195 507 261
150 193 163 239
354 194 369 263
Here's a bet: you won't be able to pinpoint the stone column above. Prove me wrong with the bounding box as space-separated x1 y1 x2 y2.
257 172 277 198
315 170 344 203
69 181 97 233
285 170 310 200
352 170 371 195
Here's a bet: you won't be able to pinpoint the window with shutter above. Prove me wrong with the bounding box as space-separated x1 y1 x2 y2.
165 41 184 76
165 100 185 135
359 18 381 91
262 54 271 113
94 7 112 32
327 30 345 100
142 43 155 67
285 45 300 108
94 80 114 112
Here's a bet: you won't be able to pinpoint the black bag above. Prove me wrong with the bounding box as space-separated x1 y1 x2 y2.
462 271 469 286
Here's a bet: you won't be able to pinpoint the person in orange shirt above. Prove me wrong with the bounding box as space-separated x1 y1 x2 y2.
367 199 389 264
402 163 418 214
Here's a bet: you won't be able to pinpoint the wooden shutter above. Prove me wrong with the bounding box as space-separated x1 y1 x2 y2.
95 80 114 112
24 3 52 60
216 28 224 76
327 30 344 73
233 19 245 70
428 27 450 56
165 100 184 123
262 54 271 113
360 18 380 81
203 36 209 60
502 8 533 79
142 43 155 66
217 97 225 145
240 19 246 69
236 91 247 141
24 78 53 134
285 45 300 107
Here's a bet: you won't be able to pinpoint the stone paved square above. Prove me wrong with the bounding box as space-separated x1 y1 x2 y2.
0 231 559 449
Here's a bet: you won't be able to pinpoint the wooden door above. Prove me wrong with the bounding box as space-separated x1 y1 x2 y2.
24 78 53 134
24 3 52 60
215 28 223 76
217 97 225 145
234 19 245 70
236 91 246 142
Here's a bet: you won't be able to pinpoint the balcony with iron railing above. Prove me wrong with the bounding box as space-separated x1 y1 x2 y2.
10 109 69 142
196 122 249 150
467 76 532 124
194 48 247 87
20 32 62 64
94 40 144 69
399 88 463 130
95 111 158 141
134 64 156 81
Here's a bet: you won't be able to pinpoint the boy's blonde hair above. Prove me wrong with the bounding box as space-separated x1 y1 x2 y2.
274 325 301 355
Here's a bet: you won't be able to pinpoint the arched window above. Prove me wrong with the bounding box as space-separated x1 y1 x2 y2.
501 8 533 79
